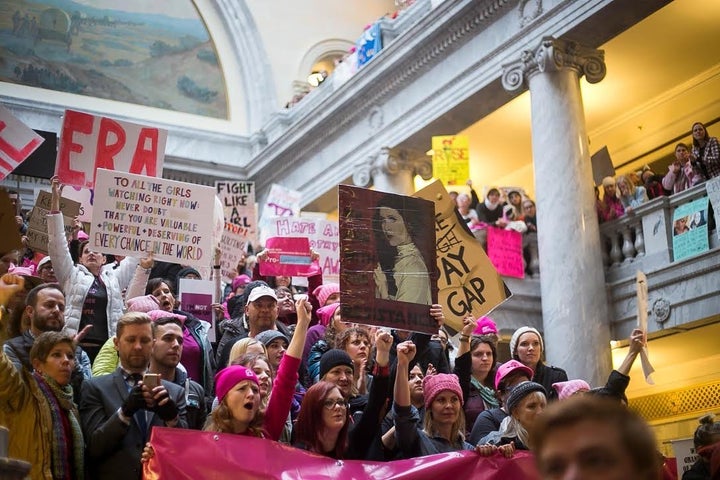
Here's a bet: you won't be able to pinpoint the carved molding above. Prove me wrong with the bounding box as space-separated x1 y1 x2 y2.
518 0 543 28
651 297 671 324
352 147 433 188
501 36 606 93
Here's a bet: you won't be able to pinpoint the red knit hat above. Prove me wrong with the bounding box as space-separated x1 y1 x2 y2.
423 373 463 410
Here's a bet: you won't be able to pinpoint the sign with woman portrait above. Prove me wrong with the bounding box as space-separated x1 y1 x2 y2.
339 185 438 334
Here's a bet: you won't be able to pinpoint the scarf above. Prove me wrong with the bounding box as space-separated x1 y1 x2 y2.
484 198 500 211
471 376 500 409
33 371 84 480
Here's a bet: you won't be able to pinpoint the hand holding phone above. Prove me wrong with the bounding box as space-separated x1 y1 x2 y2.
143 373 161 389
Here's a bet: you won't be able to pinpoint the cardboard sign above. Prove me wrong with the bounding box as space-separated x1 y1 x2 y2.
219 223 249 284
431 135 470 187
178 278 216 342
0 104 45 180
60 185 94 222
55 109 167 189
591 146 615 186
259 237 318 277
415 181 511 333
339 185 438 334
262 216 340 284
672 197 709 262
146 427 542 479
25 190 81 254
0 190 23 254
215 181 256 243
90 169 215 267
486 227 525 279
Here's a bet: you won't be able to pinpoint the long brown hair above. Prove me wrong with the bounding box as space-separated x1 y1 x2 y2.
294 381 349 459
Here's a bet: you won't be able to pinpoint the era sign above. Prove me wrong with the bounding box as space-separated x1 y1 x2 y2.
56 109 167 189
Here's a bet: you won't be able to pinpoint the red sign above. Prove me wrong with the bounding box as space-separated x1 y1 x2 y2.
259 236 320 277
487 227 525 278
144 428 541 480
55 109 167 189
0 104 44 180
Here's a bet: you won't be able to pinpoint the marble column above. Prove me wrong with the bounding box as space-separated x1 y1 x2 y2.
352 147 433 194
502 37 612 387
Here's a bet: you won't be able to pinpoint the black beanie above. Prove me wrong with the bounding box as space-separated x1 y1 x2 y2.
319 349 354 380
506 381 547 413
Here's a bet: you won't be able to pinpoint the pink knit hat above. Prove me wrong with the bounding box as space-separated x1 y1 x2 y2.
474 316 498 335
146 309 186 324
552 380 591 400
313 283 340 307
126 295 160 313
232 274 251 292
494 360 534 390
215 366 259 403
77 230 89 241
423 373 463 410
316 303 341 327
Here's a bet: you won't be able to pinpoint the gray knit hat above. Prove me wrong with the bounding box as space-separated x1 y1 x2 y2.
254 330 289 347
506 381 547 413
509 326 544 359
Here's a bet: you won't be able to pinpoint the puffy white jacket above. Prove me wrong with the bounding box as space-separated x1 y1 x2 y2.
47 213 140 336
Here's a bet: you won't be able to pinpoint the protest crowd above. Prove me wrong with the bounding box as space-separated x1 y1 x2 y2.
0 118 718 480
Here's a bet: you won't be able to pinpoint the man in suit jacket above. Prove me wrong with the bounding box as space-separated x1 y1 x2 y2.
80 312 188 479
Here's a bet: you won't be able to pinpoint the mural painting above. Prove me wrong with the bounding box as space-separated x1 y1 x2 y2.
0 0 227 119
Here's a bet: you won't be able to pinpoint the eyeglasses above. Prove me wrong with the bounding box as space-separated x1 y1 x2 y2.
322 399 349 410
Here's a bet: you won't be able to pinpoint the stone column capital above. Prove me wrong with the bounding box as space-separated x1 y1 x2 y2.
502 36 606 92
352 147 433 189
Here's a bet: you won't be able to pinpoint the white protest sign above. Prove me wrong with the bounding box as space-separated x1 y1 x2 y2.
59 185 94 222
0 104 44 180
219 223 249 284
259 183 301 244
90 169 215 267
262 216 340 284
707 177 720 241
215 180 256 244
56 109 167 189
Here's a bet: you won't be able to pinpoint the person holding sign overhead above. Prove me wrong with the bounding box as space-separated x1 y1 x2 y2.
48 177 144 362
373 195 432 305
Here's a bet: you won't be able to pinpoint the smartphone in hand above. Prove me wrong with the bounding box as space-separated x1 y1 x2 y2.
143 373 161 389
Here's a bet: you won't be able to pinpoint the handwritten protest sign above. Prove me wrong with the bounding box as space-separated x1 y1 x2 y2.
262 216 340 284
431 135 469 187
672 197 709 261
25 191 81 254
0 104 45 180
259 184 302 244
56 109 167 189
60 186 94 222
219 223 249 284
179 278 216 342
340 185 438 334
415 181 510 333
707 177 720 241
215 181 256 243
0 190 23 254
486 227 525 279
260 237 318 277
146 428 542 480
90 169 215 267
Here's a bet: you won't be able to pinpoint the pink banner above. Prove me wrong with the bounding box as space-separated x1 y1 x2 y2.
486 227 525 279
259 237 320 277
144 428 541 480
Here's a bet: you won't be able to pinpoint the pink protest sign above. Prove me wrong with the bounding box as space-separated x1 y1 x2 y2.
56 109 167 189
486 227 525 278
259 236 319 277
0 104 44 180
145 427 542 479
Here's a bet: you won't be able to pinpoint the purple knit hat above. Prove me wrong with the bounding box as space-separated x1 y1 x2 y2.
423 373 463 410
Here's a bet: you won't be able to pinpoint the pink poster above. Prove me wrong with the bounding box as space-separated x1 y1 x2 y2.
259 236 320 277
144 428 541 480
486 227 525 279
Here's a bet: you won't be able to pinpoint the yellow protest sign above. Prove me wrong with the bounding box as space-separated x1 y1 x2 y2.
431 135 470 187
415 180 511 332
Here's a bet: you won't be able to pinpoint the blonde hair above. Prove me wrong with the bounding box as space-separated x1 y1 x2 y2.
423 406 466 448
227 337 267 367
615 175 637 197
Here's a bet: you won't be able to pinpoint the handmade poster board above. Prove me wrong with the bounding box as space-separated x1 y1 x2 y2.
0 104 45 180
